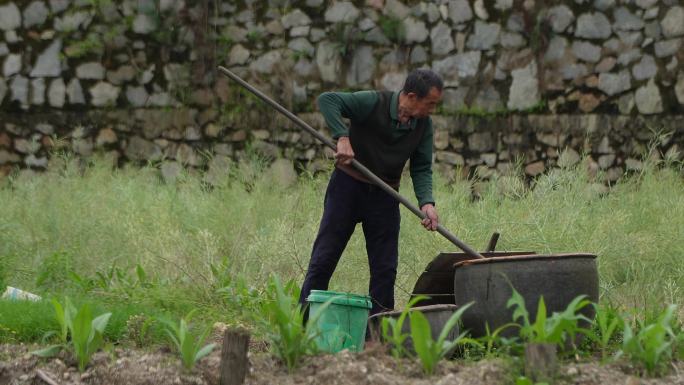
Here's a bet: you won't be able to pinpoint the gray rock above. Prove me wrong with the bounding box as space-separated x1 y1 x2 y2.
632 54 657 81
282 9 311 28
636 0 658 8
364 27 390 45
35 123 53 135
495 0 513 11
48 78 65 107
548 5 575 33
410 46 428 64
613 7 644 31
572 40 601 62
72 138 93 156
558 148 581 167
31 78 45 105
426 3 440 23
448 0 473 25
23 1 49 28
432 51 481 85
441 87 469 111
544 36 567 63
501 32 525 49
228 44 250 66
508 61 539 110
654 38 681 57
159 0 183 12
595 57 616 73
385 0 411 19
467 132 495 152
306 0 324 7
147 92 176 107
430 22 454 56
598 154 615 169
76 62 105 79
598 70 631 96
265 20 284 35
666 56 678 72
404 17 428 43
5 30 21 43
676 72 684 105
89 81 120 107
288 38 315 57
380 72 405 91
203 156 231 186
316 41 342 83
625 158 643 171
593 0 615 10
54 11 92 31
617 48 642 66
0 78 6 104
0 3 21 31
644 21 661 39
436 151 464 166
0 150 21 164
560 63 588 80
467 21 500 50
634 78 663 114
290 26 309 37
617 92 635 114
644 7 659 20
473 86 502 111
3 54 22 77
160 161 182 184
66 78 84 104
25 154 48 168
575 12 612 39
294 58 316 78
473 0 488 20
346 45 375 86
125 136 162 161
661 6 684 38
0 43 8 56
267 158 298 188
49 0 70 13
106 65 136 85
324 1 359 23
617 31 643 46
249 50 282 74
15 138 41 154
10 75 28 107
358 17 375 32
310 27 326 42
132 13 157 34
30 39 62 77
125 86 148 107
507 13 524 32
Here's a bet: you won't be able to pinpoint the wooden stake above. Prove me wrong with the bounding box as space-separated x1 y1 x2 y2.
35 369 60 385
219 328 250 385
524 343 557 382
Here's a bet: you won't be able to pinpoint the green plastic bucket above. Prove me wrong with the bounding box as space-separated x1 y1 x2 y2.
306 290 372 353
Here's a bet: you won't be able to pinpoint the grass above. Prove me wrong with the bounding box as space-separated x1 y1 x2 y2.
0 153 683 342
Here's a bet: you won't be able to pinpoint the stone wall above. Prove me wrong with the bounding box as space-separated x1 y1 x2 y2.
1 0 683 183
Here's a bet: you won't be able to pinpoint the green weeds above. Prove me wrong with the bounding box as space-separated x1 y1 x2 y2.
158 310 216 371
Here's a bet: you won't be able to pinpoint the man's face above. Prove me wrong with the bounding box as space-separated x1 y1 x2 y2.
406 87 442 118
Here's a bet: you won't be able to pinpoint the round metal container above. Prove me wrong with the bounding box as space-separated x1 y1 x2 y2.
452 253 598 337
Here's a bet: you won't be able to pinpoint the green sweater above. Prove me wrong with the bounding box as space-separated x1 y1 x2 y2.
318 90 435 207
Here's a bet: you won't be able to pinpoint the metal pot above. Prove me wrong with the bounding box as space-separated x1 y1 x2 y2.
452 253 598 337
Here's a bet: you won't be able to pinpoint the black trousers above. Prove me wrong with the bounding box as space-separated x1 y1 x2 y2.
299 169 400 316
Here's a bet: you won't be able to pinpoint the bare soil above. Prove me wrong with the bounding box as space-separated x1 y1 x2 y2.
1 342 683 385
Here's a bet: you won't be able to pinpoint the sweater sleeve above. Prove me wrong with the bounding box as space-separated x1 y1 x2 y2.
410 119 435 207
317 91 378 139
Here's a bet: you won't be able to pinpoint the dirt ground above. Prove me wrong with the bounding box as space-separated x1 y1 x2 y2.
1 342 683 385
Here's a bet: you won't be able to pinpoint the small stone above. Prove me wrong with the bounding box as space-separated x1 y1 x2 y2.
525 161 545 176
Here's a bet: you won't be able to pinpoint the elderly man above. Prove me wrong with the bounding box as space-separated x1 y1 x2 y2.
299 69 444 316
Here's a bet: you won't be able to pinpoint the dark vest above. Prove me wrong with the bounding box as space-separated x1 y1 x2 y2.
348 91 429 186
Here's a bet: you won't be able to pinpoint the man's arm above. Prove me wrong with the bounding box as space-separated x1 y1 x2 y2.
316 91 378 138
410 120 438 230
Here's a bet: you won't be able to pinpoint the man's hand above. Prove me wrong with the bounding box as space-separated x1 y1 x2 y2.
420 203 439 231
335 137 354 165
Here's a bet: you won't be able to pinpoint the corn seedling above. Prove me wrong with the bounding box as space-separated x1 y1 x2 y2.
408 302 474 375
258 275 332 372
380 295 426 359
584 303 624 361
158 310 216 371
506 288 591 351
617 304 680 376
32 297 112 372
476 321 520 358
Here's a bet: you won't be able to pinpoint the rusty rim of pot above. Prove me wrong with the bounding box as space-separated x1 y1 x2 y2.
368 304 460 318
453 253 597 268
